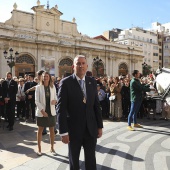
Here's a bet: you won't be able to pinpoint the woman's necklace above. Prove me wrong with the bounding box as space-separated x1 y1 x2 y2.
45 85 50 97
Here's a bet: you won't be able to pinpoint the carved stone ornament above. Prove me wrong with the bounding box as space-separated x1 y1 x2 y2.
72 17 76 23
46 22 50 26
13 3 17 10
55 5 58 9
37 0 40 6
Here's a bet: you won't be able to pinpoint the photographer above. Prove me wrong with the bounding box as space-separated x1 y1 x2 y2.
16 78 26 120
127 70 150 131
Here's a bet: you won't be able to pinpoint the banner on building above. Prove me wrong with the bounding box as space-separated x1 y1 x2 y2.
41 58 55 76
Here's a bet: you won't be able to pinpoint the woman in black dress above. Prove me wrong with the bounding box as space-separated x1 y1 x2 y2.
35 72 57 156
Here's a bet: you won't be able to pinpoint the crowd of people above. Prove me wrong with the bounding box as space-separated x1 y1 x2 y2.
0 68 169 130
96 70 169 129
0 55 169 169
0 71 60 124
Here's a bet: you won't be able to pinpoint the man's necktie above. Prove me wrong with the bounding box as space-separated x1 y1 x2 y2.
7 81 10 97
79 80 86 98
79 80 83 90
7 81 10 88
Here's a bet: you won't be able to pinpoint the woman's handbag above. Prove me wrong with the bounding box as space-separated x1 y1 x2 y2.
109 95 116 101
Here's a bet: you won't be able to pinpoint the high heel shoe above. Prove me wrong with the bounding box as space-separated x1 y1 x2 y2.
37 151 42 156
50 149 57 156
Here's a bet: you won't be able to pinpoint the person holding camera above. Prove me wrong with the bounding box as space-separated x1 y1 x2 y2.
127 70 150 131
16 78 26 120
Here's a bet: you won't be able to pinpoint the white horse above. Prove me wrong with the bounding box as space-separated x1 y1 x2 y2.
156 68 170 118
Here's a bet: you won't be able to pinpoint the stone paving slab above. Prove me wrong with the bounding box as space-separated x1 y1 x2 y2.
0 118 170 170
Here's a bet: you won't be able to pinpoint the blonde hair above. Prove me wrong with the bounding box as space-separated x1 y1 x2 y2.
40 71 53 88
124 78 129 83
19 78 25 82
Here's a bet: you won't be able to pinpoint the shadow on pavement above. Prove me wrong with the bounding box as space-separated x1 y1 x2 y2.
96 145 144 162
80 160 116 170
0 122 37 158
0 120 60 159
43 152 115 170
139 119 169 127
44 152 69 163
136 127 170 136
42 134 61 144
6 145 36 158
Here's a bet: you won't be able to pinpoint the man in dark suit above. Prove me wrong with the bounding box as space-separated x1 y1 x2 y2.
24 74 37 122
57 55 103 170
2 72 18 131
0 79 5 118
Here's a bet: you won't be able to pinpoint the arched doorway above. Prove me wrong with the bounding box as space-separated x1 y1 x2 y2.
58 58 73 78
119 63 128 76
92 62 104 77
15 54 35 77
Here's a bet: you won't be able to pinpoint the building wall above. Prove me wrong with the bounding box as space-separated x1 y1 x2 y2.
0 2 143 78
113 27 159 71
151 22 170 69
163 36 170 68
103 29 122 41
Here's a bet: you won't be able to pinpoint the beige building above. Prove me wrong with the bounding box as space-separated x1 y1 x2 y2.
151 22 170 68
0 1 143 78
110 27 159 72
163 36 170 68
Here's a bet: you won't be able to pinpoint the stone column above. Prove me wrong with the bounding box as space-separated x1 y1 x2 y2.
112 56 118 77
105 55 109 76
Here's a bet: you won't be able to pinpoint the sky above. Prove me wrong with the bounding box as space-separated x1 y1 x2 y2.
0 0 170 37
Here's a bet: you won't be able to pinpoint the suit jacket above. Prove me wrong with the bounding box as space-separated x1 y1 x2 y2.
2 79 18 101
35 85 57 117
24 81 37 100
57 74 103 139
0 82 3 103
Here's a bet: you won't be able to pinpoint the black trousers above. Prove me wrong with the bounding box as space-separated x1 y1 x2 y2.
68 128 97 170
5 100 16 127
17 101 26 118
0 104 4 117
25 99 35 119
100 100 108 117
122 99 131 118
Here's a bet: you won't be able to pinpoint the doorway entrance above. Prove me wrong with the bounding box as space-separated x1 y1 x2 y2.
15 54 35 77
58 58 73 78
118 63 128 76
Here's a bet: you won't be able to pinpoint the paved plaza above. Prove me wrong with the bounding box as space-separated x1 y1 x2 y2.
0 117 170 170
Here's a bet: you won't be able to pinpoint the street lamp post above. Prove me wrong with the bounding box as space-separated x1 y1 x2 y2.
93 56 102 77
142 62 148 76
3 48 19 73
142 62 147 66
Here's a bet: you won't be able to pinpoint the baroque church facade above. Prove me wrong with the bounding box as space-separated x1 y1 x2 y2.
0 1 143 78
